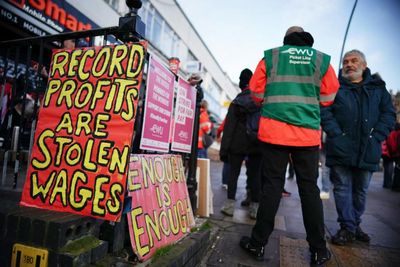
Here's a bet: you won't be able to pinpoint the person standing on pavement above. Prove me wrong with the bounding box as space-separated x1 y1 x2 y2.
188 73 213 159
216 118 229 189
321 49 395 245
218 117 259 205
381 138 393 188
239 26 339 266
384 123 400 189
220 68 262 219
319 132 331 199
197 99 213 158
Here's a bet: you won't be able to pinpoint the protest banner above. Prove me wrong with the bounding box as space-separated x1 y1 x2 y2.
127 154 194 261
171 77 196 153
140 55 175 152
20 42 147 221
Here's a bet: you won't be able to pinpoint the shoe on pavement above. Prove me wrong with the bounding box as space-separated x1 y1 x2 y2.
282 189 291 197
221 184 228 190
310 248 331 266
239 236 264 261
241 198 251 207
355 226 370 242
220 199 235 216
320 191 330 200
331 227 355 246
249 202 259 219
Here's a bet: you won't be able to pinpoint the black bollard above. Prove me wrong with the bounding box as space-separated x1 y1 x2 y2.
118 0 146 42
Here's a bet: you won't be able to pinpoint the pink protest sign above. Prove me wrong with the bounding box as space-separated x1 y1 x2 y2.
171 78 196 153
140 55 175 152
126 154 195 261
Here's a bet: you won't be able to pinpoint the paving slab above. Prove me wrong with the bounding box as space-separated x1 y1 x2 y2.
330 244 400 266
205 224 280 267
207 156 400 266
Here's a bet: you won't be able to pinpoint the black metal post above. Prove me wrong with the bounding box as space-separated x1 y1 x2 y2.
118 0 146 42
187 85 204 212
338 0 358 72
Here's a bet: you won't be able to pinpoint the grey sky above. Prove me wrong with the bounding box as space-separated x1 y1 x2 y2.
177 0 400 92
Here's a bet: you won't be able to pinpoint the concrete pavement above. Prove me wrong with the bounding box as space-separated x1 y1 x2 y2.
1 149 400 266
201 152 400 266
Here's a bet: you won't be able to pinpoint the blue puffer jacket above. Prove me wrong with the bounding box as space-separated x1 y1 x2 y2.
321 68 396 171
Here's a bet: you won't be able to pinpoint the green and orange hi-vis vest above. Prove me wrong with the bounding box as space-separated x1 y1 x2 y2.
262 45 331 129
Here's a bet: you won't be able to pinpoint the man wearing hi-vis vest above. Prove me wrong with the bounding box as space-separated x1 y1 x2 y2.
239 26 339 266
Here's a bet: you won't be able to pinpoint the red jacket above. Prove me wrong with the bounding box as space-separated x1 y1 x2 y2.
382 140 390 157
198 108 212 149
386 129 400 158
216 118 226 139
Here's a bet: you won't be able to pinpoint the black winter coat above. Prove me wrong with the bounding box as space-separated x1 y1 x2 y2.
321 68 396 171
220 89 261 161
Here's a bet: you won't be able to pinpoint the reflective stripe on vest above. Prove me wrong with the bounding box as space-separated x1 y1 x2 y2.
251 91 264 99
264 95 319 105
320 93 336 102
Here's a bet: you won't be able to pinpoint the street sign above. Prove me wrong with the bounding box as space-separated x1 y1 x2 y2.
185 60 202 74
11 243 48 267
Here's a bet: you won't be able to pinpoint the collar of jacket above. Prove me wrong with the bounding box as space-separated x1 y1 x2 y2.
338 67 385 88
232 89 258 112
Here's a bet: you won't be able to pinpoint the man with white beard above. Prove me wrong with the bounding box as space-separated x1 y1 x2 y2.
321 50 395 246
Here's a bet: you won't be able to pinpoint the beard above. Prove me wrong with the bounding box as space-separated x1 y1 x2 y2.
342 68 363 82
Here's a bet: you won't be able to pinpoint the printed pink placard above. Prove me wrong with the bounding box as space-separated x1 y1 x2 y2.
140 56 175 152
171 78 196 153
126 154 195 261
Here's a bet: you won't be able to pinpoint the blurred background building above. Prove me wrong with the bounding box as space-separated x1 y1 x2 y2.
0 0 240 122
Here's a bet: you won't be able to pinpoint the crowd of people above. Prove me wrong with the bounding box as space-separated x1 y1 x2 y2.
200 26 397 266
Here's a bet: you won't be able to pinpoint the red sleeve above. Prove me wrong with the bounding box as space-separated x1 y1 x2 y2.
249 59 267 105
199 109 212 134
217 118 225 138
320 65 339 107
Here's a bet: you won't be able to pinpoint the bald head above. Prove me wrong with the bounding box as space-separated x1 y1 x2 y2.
285 26 304 37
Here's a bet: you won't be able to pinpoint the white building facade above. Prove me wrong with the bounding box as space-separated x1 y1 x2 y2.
0 0 239 120
68 0 239 121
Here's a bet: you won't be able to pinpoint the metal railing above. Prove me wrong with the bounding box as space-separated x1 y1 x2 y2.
0 27 126 189
0 1 200 210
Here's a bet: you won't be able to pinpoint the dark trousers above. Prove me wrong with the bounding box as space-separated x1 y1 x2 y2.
222 162 230 185
228 153 262 202
287 156 295 178
382 156 394 188
251 143 326 252
393 163 400 190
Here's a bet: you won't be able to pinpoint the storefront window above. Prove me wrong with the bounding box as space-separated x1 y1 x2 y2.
203 90 221 121
103 0 120 13
171 34 180 57
209 79 222 101
151 13 162 49
177 41 188 64
161 24 173 58
138 1 147 18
